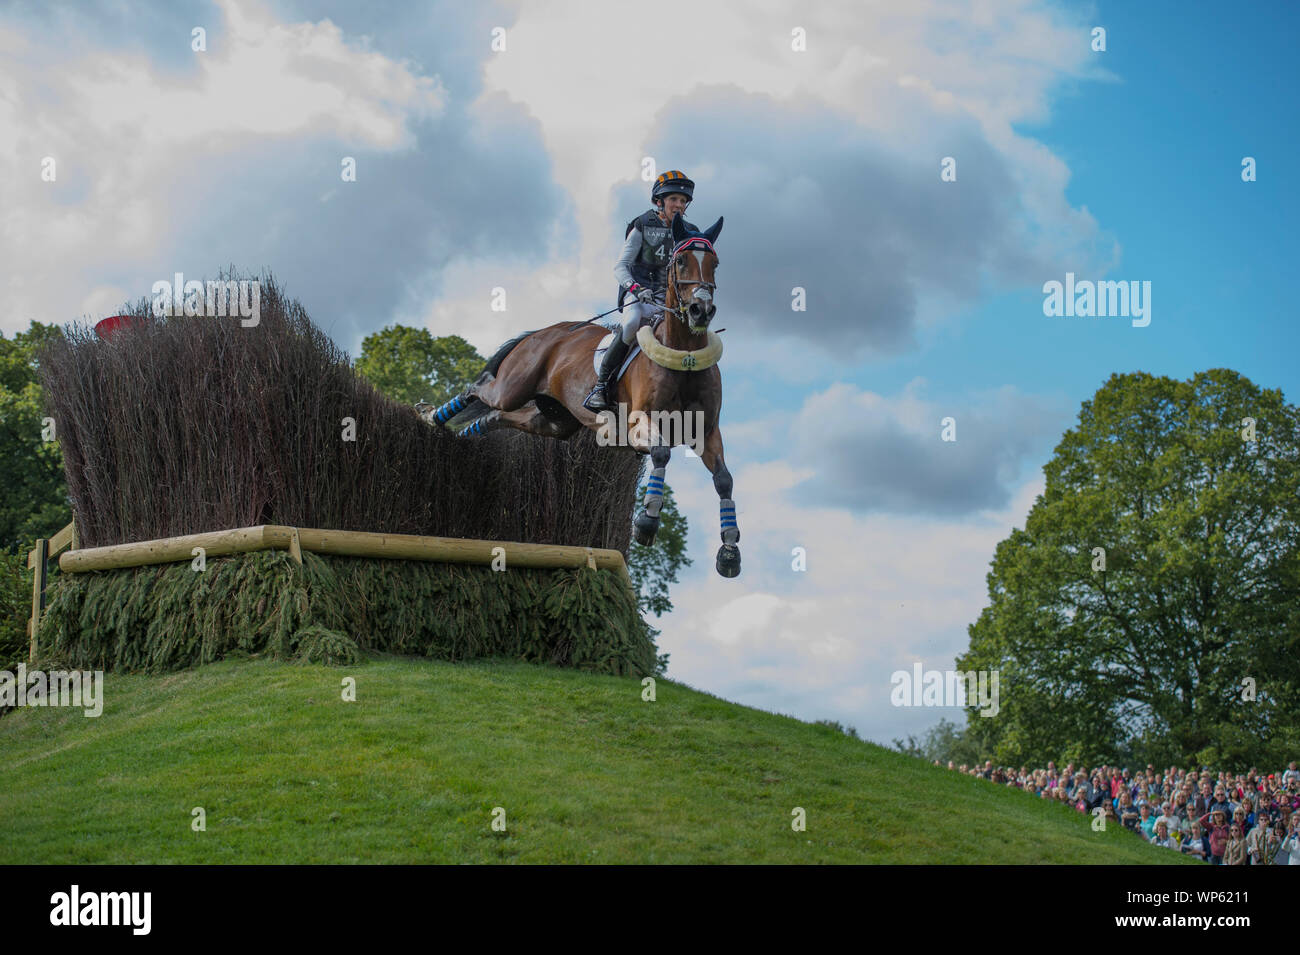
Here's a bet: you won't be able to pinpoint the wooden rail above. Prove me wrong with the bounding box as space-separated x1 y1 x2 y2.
29 524 633 662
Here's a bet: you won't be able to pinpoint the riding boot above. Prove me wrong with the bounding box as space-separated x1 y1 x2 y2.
583 334 631 412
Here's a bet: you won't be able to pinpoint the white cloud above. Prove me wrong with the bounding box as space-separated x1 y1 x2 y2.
483 0 1107 256
644 369 1050 743
0 0 446 334
400 0 1114 369
646 384 1049 741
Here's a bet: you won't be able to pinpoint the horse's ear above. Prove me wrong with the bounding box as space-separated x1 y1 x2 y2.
702 216 723 244
671 214 691 242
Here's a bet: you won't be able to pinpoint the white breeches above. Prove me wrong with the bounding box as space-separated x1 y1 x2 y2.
616 299 660 344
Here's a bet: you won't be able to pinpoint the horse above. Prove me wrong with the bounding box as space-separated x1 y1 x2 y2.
419 214 740 578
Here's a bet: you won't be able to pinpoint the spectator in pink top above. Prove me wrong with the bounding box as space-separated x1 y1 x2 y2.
1199 809 1229 864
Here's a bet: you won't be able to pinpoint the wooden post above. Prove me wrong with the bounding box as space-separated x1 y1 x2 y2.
24 521 78 664
29 538 48 663
47 521 74 556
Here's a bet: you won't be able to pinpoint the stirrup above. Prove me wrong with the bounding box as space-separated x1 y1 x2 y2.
583 383 611 412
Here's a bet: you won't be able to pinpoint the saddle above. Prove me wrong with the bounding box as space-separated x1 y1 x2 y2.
592 316 662 383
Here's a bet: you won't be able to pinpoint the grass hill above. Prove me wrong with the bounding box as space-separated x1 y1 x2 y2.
0 657 1192 864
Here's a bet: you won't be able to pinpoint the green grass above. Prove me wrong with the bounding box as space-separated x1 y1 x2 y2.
0 657 1193 863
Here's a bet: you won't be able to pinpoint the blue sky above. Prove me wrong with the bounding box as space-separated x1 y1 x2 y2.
815 0 1298 469
2 0 1295 747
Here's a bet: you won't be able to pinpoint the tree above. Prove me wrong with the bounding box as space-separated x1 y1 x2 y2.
1 550 32 676
1 322 70 678
628 484 692 676
627 484 692 617
958 370 1300 769
0 322 71 552
354 326 484 406
892 718 984 765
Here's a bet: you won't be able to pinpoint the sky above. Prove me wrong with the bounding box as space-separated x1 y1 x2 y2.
2 0 1296 748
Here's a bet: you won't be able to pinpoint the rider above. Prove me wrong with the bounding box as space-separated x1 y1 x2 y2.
583 169 699 412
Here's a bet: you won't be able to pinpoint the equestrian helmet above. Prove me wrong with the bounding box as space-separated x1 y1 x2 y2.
651 170 694 204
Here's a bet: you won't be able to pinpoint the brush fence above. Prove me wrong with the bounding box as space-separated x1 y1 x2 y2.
28 523 644 673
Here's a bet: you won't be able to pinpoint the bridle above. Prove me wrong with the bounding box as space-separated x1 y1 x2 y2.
666 236 718 333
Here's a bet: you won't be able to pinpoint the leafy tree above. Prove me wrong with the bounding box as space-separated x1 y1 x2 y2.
628 484 691 617
958 370 1300 769
353 326 484 406
1 323 70 681
630 484 691 678
0 323 71 552
892 718 984 765
1 550 33 677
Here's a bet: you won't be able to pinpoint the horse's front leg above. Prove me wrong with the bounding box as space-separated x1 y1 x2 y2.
633 442 670 546
700 425 740 578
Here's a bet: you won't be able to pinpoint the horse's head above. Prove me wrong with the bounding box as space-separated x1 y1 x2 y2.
667 214 723 334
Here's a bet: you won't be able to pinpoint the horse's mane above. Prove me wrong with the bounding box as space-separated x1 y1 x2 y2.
481 329 538 379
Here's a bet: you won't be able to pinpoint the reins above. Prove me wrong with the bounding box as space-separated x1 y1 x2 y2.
577 228 718 333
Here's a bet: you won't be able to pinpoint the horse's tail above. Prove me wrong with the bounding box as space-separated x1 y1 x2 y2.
474 329 539 385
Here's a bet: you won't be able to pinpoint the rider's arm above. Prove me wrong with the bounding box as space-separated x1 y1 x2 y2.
614 227 642 291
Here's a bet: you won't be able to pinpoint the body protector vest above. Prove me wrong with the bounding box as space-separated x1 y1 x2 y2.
618 209 698 310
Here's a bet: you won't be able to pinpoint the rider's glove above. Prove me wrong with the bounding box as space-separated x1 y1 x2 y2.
635 287 654 303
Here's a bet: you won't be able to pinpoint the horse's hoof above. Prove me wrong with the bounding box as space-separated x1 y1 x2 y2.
716 544 741 578
633 511 659 546
415 402 447 429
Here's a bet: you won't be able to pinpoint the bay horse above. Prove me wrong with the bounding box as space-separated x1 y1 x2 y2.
419 214 740 577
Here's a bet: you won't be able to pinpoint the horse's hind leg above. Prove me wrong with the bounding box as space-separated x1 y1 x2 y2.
426 368 536 429
424 391 477 427
468 370 539 412
456 401 577 439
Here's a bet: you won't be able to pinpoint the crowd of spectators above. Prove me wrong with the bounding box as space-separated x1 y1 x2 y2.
943 758 1300 864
